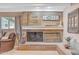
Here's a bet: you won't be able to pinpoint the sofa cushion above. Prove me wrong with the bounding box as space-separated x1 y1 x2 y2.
4 32 10 37
1 36 9 40
1 32 12 41
0 33 2 39
70 39 77 49
0 39 12 41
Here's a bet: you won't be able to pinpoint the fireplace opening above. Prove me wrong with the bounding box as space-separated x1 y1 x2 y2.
27 32 43 42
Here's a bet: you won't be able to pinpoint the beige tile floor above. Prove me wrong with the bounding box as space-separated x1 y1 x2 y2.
1 50 59 55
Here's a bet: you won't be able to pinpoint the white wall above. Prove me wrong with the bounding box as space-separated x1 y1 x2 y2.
63 4 79 43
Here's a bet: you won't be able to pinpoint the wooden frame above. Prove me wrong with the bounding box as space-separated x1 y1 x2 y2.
68 8 79 33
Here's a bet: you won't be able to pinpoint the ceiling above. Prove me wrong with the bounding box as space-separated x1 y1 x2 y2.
0 3 72 12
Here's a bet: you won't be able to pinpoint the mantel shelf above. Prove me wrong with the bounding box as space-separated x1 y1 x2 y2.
22 27 63 30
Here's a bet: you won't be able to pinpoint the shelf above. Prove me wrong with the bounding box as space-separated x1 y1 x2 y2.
22 27 63 30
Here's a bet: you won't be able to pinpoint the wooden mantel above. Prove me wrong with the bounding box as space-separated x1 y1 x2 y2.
22 27 63 31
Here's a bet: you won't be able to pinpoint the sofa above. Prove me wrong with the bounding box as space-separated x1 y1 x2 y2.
69 38 79 55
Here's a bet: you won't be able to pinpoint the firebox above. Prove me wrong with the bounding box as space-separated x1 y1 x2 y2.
27 32 43 42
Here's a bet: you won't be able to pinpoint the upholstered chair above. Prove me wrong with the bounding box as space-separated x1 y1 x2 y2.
0 33 16 53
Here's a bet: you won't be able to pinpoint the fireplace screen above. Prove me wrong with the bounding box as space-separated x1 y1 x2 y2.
27 32 43 42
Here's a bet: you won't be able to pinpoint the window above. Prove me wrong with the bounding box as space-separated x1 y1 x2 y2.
1 17 15 29
9 17 15 29
43 15 60 20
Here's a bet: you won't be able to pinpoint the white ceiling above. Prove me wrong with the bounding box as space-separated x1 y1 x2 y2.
0 3 71 12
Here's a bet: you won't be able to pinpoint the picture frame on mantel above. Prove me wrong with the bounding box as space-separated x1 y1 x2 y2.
68 8 79 33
